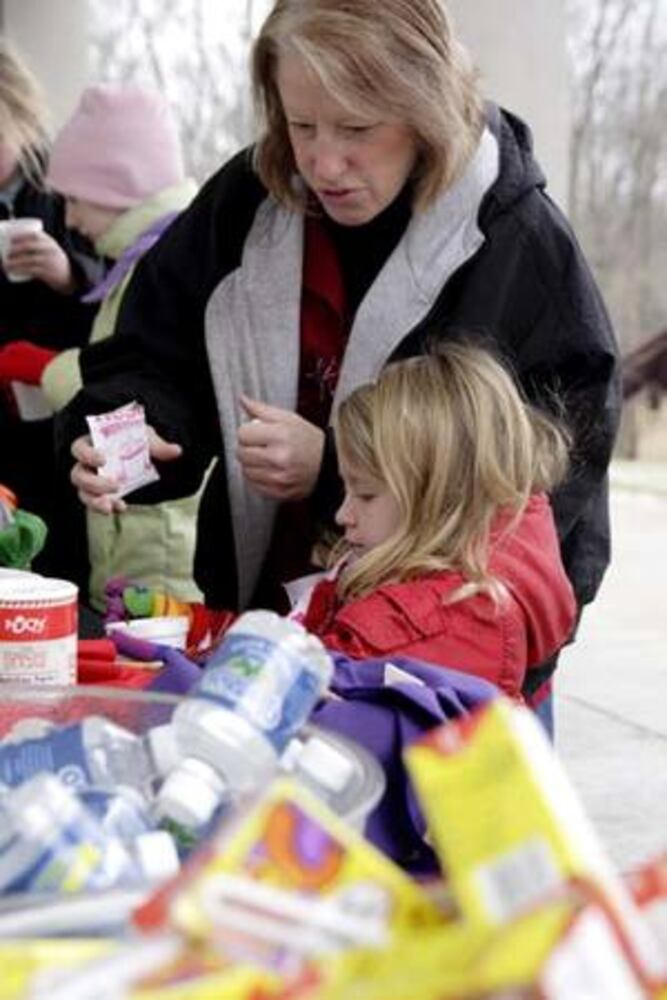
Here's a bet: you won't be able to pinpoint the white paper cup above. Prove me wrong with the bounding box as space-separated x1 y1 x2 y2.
10 382 54 421
106 615 190 649
0 217 44 283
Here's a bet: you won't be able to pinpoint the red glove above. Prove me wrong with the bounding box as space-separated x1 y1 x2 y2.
0 340 58 385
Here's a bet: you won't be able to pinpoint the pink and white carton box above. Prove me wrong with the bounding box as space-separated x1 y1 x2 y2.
86 402 159 498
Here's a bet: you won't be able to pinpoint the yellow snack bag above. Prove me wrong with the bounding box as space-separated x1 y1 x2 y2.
130 965 284 1000
148 777 442 953
307 883 652 1000
405 698 665 983
0 938 117 999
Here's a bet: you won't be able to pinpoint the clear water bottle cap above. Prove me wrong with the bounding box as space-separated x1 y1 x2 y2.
156 757 228 829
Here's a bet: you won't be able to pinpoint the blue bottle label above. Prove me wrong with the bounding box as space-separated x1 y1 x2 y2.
0 725 92 790
196 632 324 751
80 788 150 841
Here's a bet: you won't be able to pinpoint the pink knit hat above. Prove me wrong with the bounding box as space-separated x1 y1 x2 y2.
46 84 185 208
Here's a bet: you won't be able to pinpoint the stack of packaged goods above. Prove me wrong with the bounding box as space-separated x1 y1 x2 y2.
0 613 369 928
2 693 667 999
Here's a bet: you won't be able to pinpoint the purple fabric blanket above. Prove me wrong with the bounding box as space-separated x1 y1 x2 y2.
313 655 497 873
140 642 497 873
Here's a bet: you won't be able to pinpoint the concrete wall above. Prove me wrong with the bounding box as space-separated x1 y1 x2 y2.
2 0 88 129
449 0 570 210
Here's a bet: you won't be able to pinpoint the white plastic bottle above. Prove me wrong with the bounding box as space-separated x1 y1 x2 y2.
81 786 180 884
0 773 140 895
0 716 179 795
153 756 230 854
283 735 356 809
156 611 333 827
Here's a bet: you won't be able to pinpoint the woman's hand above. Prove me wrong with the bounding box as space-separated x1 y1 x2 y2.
237 395 325 501
71 427 182 514
5 230 75 292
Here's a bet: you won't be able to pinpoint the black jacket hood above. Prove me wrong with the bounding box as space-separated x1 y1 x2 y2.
484 103 547 219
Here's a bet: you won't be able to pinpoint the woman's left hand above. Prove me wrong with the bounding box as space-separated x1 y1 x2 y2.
5 230 75 293
237 395 325 501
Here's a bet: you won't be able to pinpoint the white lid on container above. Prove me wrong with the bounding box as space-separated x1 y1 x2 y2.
296 736 355 794
156 757 228 830
146 723 181 779
134 830 180 882
105 616 189 648
0 575 77 604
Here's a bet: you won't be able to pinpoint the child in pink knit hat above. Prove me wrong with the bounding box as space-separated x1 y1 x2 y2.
47 83 187 215
0 82 203 613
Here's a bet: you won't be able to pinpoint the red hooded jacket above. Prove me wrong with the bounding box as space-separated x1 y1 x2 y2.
301 494 576 700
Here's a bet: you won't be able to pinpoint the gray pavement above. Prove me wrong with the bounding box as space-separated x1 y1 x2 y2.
556 464 667 874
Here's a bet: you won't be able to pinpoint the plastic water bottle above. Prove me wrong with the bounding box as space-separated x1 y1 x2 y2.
153 756 231 856
0 773 140 895
156 611 333 827
81 786 180 883
80 785 154 841
0 716 179 795
282 734 356 810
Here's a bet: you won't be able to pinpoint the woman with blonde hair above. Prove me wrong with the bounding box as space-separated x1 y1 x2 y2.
0 38 96 341
291 341 577 699
0 39 97 579
62 0 618 712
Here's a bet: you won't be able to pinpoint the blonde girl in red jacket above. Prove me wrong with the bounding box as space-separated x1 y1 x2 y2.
293 341 577 701
109 341 576 701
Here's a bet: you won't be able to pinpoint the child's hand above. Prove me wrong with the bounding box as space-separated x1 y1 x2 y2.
237 395 325 500
5 230 75 292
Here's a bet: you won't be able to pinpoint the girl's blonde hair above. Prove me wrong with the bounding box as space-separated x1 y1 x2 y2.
333 341 570 601
0 39 50 183
251 0 484 213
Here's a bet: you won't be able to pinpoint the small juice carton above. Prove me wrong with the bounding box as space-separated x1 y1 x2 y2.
0 938 118 1000
626 853 667 979
135 777 443 961
405 697 665 985
534 892 651 1000
87 401 159 498
307 881 652 1000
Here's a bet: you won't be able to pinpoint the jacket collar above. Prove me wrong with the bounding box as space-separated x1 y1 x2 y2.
205 127 499 607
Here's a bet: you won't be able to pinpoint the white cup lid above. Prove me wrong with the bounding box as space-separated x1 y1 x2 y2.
106 616 189 648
